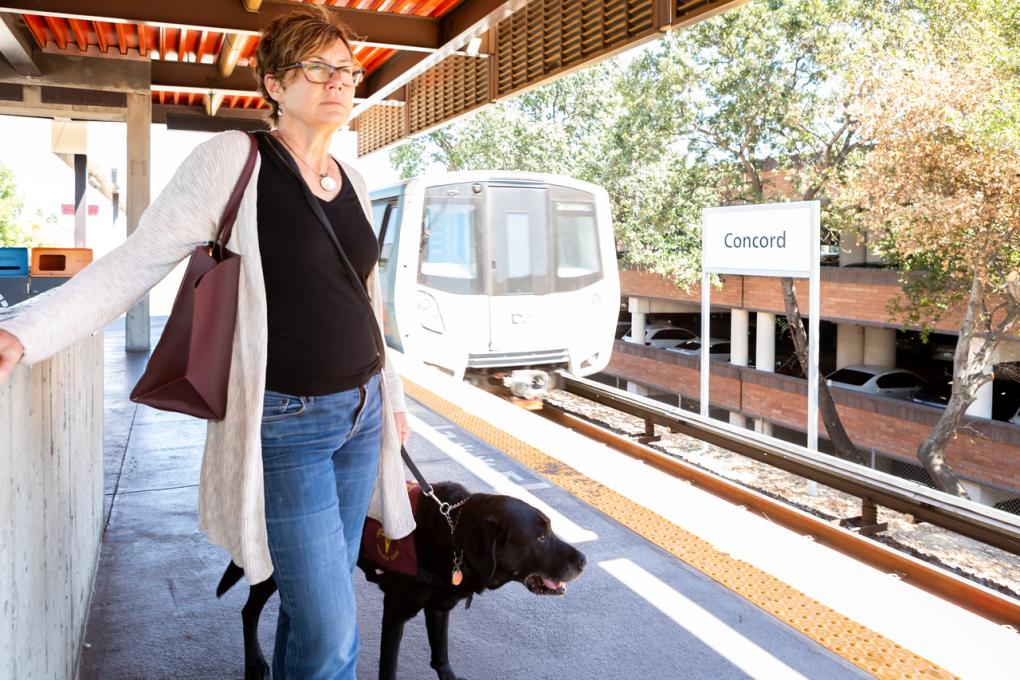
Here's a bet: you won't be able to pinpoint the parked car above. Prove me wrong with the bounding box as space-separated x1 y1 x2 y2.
622 323 697 348
665 337 732 362
913 375 1020 422
825 364 925 400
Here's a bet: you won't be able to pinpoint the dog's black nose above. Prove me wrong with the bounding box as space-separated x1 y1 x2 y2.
574 551 587 571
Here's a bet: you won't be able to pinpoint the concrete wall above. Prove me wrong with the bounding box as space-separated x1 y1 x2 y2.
0 309 104 679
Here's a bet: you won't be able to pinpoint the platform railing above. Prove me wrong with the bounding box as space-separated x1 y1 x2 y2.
557 371 1020 556
0 297 105 680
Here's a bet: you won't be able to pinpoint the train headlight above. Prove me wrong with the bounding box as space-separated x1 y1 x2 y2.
417 291 445 333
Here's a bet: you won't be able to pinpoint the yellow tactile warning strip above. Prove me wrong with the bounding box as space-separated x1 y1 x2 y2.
403 379 956 680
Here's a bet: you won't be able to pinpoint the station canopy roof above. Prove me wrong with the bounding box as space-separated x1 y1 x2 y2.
0 0 746 155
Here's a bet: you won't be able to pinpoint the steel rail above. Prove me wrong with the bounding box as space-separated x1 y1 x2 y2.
539 395 1020 628
555 372 1020 558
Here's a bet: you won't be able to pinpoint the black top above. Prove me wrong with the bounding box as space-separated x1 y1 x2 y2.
255 131 381 396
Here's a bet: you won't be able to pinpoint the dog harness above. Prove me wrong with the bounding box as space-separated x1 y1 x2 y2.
361 482 422 576
361 481 474 603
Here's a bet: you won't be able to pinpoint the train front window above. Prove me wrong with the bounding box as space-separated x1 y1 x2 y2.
552 192 602 291
419 192 482 295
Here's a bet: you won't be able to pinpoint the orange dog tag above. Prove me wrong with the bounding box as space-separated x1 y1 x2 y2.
451 568 463 586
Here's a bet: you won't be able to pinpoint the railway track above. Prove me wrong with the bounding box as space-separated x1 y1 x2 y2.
529 375 1020 629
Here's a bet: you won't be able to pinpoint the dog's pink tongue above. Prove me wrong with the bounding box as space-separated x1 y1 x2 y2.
542 577 563 590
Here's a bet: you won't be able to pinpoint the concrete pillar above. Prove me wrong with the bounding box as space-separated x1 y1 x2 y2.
836 324 865 369
628 297 648 344
729 309 749 426
729 412 748 428
627 382 649 397
863 327 896 368
966 376 994 419
125 92 151 352
730 309 749 366
755 312 776 371
754 418 773 436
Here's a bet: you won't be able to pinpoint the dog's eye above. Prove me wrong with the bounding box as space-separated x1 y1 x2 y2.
537 535 547 543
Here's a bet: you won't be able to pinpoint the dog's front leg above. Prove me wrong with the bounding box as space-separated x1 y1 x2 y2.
424 607 461 680
242 577 277 680
379 593 413 680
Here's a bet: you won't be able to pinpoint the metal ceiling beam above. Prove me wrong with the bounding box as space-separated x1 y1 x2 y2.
0 1 439 51
151 60 258 94
0 12 39 75
351 0 531 120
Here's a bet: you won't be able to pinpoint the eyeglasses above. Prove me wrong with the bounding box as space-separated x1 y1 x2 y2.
282 61 365 87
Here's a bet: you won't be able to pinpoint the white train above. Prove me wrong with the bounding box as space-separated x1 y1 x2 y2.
368 171 619 399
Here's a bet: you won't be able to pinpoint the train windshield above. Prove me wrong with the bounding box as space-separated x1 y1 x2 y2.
419 181 602 295
551 188 602 292
419 186 483 295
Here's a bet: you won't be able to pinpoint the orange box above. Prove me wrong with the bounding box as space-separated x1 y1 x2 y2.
30 248 93 277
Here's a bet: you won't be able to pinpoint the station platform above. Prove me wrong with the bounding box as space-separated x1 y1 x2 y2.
80 318 1018 679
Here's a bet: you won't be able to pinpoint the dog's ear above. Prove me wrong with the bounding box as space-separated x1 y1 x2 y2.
463 516 507 584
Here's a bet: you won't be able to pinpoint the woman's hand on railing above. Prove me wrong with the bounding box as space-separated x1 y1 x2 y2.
0 329 25 384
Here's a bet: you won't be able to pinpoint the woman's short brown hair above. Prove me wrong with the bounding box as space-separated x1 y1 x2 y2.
254 5 359 127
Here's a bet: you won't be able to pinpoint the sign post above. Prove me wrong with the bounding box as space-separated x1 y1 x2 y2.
701 201 821 449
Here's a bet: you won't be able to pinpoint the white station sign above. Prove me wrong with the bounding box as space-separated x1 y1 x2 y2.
702 201 818 277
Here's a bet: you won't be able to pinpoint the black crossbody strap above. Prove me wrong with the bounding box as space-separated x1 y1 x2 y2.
257 131 387 369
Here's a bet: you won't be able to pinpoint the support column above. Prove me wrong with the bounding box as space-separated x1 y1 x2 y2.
836 324 865 369
73 153 87 247
965 339 994 418
627 382 649 397
863 327 896 368
125 92 151 352
628 297 648 344
754 312 776 434
755 312 776 371
729 309 749 428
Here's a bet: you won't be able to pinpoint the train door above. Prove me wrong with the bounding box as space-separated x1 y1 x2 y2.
487 184 561 352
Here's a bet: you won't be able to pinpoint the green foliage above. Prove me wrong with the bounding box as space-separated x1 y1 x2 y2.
0 162 65 248
0 162 26 247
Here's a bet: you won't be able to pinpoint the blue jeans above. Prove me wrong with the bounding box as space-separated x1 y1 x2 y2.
261 372 382 680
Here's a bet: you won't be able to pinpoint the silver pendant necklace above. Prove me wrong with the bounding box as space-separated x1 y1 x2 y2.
273 131 336 192
318 174 336 191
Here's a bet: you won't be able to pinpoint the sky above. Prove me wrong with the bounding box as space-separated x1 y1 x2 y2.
0 115 402 314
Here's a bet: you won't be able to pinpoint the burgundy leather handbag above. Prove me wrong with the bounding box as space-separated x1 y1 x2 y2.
129 133 259 420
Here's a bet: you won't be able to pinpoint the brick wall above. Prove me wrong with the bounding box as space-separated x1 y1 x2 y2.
620 268 966 333
607 341 1020 493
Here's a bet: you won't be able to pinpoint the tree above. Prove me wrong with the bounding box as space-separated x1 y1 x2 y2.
845 58 1020 495
639 0 908 463
0 162 26 246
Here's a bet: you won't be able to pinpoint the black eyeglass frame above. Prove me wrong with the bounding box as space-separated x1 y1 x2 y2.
282 61 365 86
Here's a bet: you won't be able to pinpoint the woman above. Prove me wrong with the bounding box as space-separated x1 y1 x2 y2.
0 6 415 679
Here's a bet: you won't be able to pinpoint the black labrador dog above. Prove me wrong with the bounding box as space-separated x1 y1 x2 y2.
217 481 586 680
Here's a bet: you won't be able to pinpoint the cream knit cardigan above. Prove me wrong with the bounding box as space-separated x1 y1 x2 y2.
0 130 416 584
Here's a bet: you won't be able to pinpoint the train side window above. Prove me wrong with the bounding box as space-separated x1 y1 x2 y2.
378 201 397 269
370 200 389 238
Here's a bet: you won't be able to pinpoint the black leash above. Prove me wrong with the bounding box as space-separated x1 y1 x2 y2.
401 445 468 586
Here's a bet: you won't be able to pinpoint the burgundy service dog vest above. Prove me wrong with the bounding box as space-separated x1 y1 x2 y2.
361 482 421 576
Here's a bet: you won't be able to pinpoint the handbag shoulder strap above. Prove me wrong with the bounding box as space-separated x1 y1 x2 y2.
212 133 259 249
